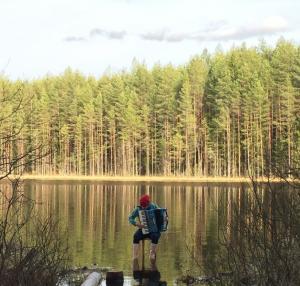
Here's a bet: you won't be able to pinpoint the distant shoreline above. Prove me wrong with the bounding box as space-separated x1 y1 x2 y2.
10 174 285 183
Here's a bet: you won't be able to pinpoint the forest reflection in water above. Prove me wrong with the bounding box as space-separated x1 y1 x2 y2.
1 180 285 284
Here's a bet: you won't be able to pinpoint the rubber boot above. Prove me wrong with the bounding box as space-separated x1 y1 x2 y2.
149 243 158 264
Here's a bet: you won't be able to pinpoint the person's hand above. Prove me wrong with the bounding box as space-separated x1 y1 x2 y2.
136 223 145 229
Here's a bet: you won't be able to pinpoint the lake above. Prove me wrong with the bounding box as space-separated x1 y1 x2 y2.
14 180 281 284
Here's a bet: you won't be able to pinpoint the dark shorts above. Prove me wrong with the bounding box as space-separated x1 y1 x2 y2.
133 228 161 244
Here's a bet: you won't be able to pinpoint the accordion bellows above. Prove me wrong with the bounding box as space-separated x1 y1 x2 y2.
139 208 168 234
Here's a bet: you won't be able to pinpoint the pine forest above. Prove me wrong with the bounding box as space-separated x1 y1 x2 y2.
1 39 300 177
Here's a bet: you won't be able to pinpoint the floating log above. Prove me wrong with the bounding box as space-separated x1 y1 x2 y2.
106 271 124 286
133 270 160 280
81 272 102 286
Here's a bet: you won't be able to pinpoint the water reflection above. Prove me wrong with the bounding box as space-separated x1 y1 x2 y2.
1 180 275 284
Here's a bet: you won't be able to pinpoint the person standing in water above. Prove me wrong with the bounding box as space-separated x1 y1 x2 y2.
128 194 161 264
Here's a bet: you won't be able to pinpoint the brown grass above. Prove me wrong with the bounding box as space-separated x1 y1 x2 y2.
15 174 285 183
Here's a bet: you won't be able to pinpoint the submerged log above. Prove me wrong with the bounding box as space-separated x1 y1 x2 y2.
81 272 102 286
106 271 124 286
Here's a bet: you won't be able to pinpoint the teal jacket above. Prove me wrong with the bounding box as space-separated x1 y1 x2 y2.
128 202 159 226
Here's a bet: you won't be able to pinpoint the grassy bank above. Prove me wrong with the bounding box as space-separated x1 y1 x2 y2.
16 174 285 183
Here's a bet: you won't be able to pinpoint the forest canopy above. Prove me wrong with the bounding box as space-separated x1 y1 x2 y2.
1 39 299 177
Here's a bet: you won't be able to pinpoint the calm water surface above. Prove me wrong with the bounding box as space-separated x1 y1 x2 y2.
20 180 261 284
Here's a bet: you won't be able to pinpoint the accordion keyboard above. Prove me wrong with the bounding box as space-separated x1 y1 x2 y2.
139 210 150 234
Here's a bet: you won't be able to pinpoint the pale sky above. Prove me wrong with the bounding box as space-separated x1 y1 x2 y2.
0 0 299 80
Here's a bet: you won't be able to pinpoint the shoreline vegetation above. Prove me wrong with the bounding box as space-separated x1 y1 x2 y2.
15 174 287 183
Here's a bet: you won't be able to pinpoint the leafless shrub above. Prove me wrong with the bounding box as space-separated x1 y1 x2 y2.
213 163 300 285
0 83 70 285
183 159 300 286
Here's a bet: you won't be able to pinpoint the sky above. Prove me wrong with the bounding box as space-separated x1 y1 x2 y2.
0 0 299 80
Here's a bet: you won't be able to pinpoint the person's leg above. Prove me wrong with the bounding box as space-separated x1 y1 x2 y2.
132 229 144 260
149 232 161 263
